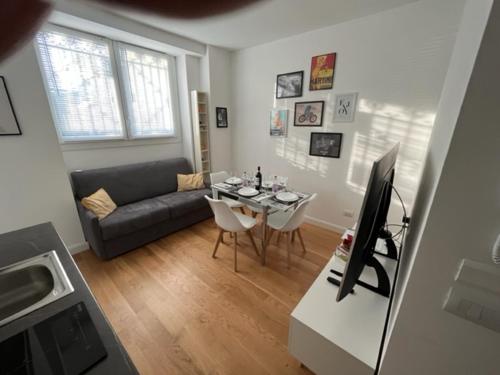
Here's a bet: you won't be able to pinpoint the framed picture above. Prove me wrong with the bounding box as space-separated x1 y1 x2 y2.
276 71 303 99
333 93 358 122
309 53 336 91
294 101 324 127
216 107 228 128
309 132 343 158
0 76 21 136
270 109 288 137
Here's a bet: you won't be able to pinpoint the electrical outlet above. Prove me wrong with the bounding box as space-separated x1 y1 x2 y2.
343 209 354 218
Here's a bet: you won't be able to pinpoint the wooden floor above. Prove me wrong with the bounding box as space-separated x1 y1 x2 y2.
74 215 340 375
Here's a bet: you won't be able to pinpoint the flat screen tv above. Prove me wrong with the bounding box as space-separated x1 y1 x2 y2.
336 143 400 302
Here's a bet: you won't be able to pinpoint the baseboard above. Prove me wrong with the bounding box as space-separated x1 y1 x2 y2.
304 215 346 234
67 242 88 255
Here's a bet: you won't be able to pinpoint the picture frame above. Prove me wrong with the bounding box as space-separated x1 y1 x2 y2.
216 107 228 128
0 76 22 136
276 71 303 99
270 109 288 137
309 132 343 158
309 53 336 91
333 92 358 122
294 101 324 127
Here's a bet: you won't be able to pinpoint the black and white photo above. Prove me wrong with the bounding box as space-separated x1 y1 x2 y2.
276 71 303 99
216 107 228 128
309 132 343 158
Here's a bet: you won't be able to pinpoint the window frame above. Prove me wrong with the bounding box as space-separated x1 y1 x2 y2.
113 41 180 140
35 24 181 145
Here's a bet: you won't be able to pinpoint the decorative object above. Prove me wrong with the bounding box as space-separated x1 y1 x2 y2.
333 93 358 122
276 71 303 99
309 53 336 91
0 76 21 136
216 107 228 128
270 109 288 136
294 101 324 127
309 132 343 158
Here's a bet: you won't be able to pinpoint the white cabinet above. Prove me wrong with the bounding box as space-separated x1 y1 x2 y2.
191 90 211 175
288 239 397 374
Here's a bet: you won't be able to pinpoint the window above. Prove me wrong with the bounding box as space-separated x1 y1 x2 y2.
117 43 175 138
35 25 178 142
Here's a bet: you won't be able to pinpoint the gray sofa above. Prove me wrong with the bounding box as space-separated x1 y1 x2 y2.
71 158 213 259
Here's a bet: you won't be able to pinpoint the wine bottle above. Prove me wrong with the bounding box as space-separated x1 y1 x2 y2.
255 166 262 190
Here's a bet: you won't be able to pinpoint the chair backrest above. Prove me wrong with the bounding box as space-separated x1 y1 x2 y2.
210 171 231 185
205 196 247 232
281 193 317 232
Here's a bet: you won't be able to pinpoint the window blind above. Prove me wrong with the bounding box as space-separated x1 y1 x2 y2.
35 28 124 141
117 43 175 138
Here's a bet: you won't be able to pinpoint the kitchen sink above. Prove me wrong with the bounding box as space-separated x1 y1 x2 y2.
0 251 74 327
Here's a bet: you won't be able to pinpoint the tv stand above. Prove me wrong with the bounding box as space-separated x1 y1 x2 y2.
330 254 390 297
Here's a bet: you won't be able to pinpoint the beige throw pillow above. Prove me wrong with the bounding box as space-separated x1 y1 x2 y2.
81 188 117 220
177 173 205 192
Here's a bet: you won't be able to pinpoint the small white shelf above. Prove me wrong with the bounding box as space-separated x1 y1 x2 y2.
191 90 211 174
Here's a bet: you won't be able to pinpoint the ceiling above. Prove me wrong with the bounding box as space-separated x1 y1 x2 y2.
97 0 418 50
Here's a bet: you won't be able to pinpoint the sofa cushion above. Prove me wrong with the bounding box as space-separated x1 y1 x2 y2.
157 188 212 218
99 197 171 240
71 158 192 206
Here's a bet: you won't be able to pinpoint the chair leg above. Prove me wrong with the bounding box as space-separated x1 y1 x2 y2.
246 230 260 257
240 207 246 214
234 232 238 272
297 228 307 254
277 232 282 245
212 229 224 258
252 211 258 218
266 228 275 246
286 232 291 269
292 230 296 243
230 232 233 238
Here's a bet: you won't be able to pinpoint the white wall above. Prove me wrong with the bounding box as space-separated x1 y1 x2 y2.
381 1 499 372
200 45 233 173
231 0 465 231
0 44 85 250
61 141 184 171
385 0 492 345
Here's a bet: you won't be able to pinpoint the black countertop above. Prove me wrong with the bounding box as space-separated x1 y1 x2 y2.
0 222 138 374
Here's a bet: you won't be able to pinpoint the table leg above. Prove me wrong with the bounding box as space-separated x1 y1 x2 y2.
261 206 269 266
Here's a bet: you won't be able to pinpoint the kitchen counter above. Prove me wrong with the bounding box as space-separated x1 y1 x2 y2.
0 222 138 374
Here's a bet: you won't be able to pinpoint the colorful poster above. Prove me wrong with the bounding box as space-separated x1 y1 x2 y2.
270 109 288 137
309 53 336 91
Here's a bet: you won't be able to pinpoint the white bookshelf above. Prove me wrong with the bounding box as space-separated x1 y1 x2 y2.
191 91 211 175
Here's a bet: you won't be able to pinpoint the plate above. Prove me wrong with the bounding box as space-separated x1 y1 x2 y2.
238 187 259 197
276 192 299 203
225 177 243 185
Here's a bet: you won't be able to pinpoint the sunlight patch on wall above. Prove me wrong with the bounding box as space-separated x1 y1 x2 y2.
347 99 435 211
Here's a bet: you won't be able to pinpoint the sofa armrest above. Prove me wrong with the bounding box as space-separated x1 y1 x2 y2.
76 201 105 256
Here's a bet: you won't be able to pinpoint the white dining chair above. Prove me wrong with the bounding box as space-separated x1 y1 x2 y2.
265 193 317 268
210 171 246 214
205 196 260 272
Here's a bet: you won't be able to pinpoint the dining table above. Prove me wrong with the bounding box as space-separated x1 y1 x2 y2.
211 181 311 265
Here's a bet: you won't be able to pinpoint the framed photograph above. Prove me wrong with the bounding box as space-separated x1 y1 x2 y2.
333 93 358 122
294 101 324 127
276 71 303 99
216 107 228 128
309 53 336 91
309 132 343 158
0 76 21 136
270 109 288 137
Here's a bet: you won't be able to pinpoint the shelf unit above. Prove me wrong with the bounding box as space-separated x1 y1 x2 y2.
191 91 211 175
